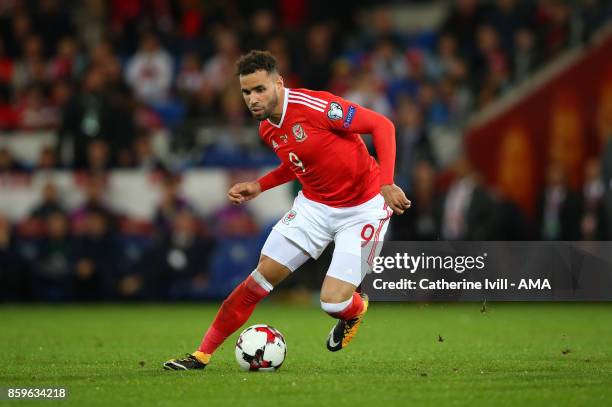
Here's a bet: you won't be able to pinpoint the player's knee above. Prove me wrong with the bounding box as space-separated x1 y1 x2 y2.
255 255 291 287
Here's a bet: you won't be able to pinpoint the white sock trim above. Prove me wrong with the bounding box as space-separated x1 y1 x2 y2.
320 297 352 314
250 269 274 292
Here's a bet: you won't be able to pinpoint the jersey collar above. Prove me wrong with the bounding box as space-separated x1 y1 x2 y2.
267 88 289 128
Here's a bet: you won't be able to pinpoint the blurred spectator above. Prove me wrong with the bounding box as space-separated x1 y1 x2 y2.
0 36 13 90
344 71 392 117
125 32 173 104
220 87 248 125
0 89 17 130
536 0 571 59
30 181 65 220
243 9 277 51
176 52 204 97
85 139 111 173
392 161 442 241
441 0 487 57
437 76 472 126
370 38 408 85
33 0 75 54
176 52 216 118
486 0 529 52
49 80 73 112
0 214 30 301
490 186 531 240
74 0 107 51
146 208 214 300
11 34 47 93
154 172 192 235
32 210 72 301
417 81 449 126
394 99 434 190
425 33 460 82
400 49 429 101
298 23 334 90
71 173 115 234
213 203 260 238
48 36 84 82
471 25 509 96
89 41 124 90
0 37 14 129
327 59 352 97
535 162 582 240
131 131 165 171
14 84 59 130
268 36 300 88
212 170 260 238
580 158 607 240
202 28 241 93
36 146 60 170
511 27 541 84
0 147 28 174
6 11 33 58
356 6 402 49
58 65 134 169
441 156 497 240
176 0 205 52
73 207 121 300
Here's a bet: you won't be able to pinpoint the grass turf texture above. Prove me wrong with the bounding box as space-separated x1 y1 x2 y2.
1 302 611 406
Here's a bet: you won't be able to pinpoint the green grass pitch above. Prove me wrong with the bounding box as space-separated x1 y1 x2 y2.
1 302 611 406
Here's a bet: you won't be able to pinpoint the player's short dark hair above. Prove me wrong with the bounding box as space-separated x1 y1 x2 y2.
235 50 278 76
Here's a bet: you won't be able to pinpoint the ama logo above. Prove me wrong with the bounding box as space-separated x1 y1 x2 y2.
518 279 551 289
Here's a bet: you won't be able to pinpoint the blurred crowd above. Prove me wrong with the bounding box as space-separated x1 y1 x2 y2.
391 155 611 241
1 0 612 301
0 0 609 168
0 170 267 302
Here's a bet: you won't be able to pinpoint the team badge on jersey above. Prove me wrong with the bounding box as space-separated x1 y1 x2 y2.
327 102 343 120
272 139 279 150
280 134 288 144
292 124 308 142
282 210 297 225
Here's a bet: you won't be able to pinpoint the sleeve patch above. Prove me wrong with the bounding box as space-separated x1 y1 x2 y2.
327 102 343 120
342 105 356 128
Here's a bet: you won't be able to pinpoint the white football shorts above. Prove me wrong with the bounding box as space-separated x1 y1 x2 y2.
261 191 393 286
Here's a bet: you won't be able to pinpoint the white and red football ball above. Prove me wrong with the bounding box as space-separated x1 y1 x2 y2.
235 324 287 372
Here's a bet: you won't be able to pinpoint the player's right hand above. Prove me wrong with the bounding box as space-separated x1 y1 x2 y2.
381 184 411 215
228 181 262 205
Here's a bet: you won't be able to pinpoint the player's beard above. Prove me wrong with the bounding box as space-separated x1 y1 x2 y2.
251 90 278 121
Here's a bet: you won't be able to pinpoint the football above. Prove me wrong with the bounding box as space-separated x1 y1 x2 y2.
235 324 287 371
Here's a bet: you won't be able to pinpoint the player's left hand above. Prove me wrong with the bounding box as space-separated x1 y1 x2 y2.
380 184 411 215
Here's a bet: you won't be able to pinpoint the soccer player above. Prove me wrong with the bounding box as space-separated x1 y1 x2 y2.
164 50 410 370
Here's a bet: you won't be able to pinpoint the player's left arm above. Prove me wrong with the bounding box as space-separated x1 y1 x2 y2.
320 96 411 215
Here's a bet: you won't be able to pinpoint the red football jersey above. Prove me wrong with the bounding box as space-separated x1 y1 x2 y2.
258 88 395 207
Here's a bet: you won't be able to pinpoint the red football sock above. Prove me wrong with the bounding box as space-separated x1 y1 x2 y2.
329 292 364 320
198 274 270 355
